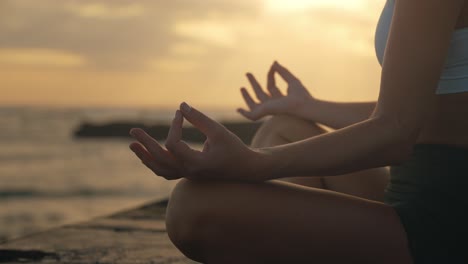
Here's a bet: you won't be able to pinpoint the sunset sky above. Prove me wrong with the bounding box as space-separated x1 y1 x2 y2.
0 0 385 109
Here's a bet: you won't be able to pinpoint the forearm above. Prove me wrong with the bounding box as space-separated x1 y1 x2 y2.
257 117 414 179
292 99 377 129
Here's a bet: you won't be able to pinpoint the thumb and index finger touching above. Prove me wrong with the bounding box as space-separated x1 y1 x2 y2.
178 102 223 140
268 61 298 96
165 102 221 165
238 61 298 120
271 61 298 84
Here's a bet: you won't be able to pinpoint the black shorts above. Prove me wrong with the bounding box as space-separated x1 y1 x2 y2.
384 144 468 263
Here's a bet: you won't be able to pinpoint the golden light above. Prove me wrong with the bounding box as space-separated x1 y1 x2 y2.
0 48 86 67
264 0 367 12
66 3 145 19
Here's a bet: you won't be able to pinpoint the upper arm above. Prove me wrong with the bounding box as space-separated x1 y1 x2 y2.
372 0 465 141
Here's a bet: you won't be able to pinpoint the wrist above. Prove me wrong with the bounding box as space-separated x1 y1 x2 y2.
248 147 285 181
290 96 317 118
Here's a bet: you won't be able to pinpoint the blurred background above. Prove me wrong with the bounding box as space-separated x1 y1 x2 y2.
0 0 385 242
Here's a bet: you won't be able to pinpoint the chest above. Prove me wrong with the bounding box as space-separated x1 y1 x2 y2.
374 0 394 66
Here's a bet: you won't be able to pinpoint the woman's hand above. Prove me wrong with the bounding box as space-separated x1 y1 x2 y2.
237 61 314 121
129 103 267 182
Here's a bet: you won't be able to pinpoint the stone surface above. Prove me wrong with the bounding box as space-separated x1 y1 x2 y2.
0 199 198 264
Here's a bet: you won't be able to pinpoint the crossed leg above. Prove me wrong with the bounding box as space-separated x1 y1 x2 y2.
166 179 412 263
251 115 390 202
165 115 412 263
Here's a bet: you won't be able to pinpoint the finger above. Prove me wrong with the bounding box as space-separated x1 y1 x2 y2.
267 63 283 98
237 107 270 121
130 143 179 179
141 158 180 180
272 61 299 84
239 99 286 120
141 159 180 180
246 73 269 102
129 128 176 167
165 109 201 164
179 102 223 139
236 108 258 121
166 110 183 144
240 87 257 110
129 141 155 162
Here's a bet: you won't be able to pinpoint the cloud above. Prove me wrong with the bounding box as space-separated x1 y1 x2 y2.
0 0 381 70
0 0 387 107
148 57 200 72
264 0 370 13
66 2 145 19
0 0 261 70
174 20 237 47
0 48 86 67
303 1 383 57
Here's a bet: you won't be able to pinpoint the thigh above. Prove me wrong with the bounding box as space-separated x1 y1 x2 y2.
323 167 390 202
166 179 413 264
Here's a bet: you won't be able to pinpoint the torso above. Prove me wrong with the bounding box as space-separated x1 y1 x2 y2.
376 1 468 148
417 92 468 147
417 2 468 147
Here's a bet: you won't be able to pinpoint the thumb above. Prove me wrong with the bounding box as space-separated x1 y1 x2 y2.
239 100 283 120
179 102 222 139
237 108 264 121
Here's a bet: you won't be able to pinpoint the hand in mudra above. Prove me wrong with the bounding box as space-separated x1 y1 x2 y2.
237 61 314 121
129 103 264 182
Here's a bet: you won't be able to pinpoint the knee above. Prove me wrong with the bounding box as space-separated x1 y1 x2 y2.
165 179 215 262
256 115 325 142
261 115 298 132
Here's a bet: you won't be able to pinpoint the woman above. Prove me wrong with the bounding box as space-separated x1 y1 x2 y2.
129 0 468 263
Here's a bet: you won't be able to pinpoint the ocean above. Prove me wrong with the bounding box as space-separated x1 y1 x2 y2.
0 106 239 242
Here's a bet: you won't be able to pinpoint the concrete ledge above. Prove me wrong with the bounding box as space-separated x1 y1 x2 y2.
0 199 198 264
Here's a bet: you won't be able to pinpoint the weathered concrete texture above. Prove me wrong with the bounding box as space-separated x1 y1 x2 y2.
0 199 198 264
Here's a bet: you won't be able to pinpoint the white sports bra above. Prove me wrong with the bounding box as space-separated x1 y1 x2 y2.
375 0 468 94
